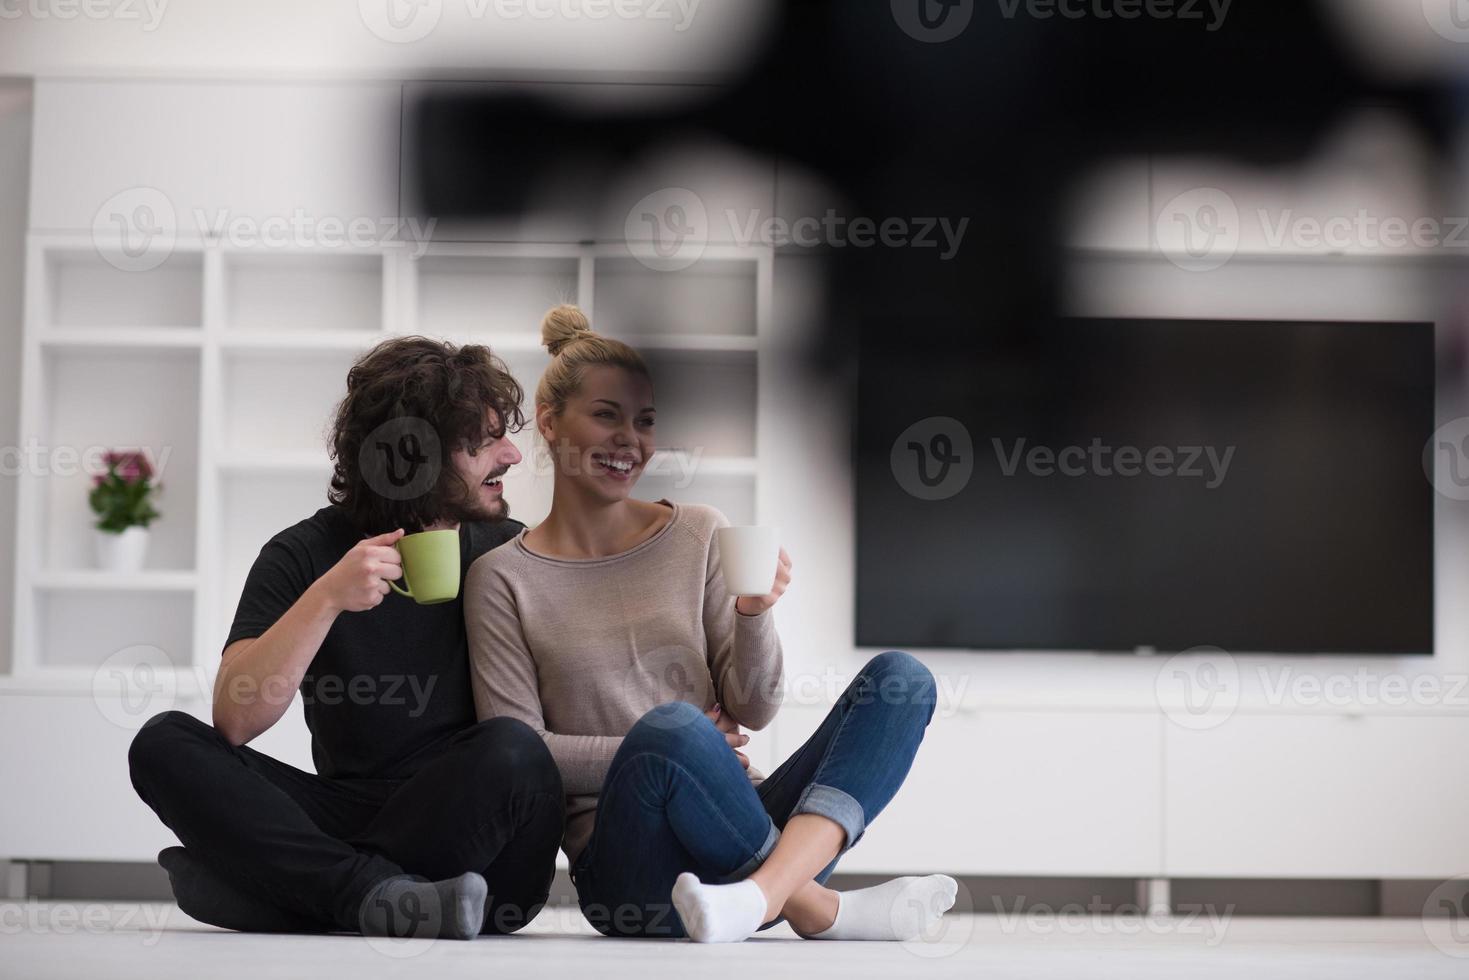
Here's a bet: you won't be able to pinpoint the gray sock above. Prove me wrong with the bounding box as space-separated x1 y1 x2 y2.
358 872 488 941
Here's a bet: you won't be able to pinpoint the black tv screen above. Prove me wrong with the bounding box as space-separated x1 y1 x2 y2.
855 317 1435 654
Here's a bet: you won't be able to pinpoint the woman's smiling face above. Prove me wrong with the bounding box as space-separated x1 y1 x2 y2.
540 364 656 502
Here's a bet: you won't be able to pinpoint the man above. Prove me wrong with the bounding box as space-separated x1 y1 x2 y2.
128 337 563 940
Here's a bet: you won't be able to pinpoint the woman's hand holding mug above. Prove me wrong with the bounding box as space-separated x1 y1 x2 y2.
734 547 791 617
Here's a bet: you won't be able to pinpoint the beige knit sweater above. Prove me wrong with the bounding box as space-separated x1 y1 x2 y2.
464 500 785 864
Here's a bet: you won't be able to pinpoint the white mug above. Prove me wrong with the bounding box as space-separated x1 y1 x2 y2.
717 525 781 597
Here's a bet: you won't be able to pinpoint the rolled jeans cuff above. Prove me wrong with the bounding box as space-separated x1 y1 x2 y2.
792 783 866 851
728 820 780 881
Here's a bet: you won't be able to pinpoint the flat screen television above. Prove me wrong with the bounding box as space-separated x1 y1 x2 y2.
855 317 1435 654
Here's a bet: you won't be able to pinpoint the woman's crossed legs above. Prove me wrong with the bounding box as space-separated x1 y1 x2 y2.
572 651 957 941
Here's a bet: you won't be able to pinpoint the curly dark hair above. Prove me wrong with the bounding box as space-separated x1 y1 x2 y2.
328 336 525 534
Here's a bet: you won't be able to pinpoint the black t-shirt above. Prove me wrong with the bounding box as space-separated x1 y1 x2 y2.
225 505 524 782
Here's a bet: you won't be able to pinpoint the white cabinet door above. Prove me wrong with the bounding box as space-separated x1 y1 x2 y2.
31 80 401 236
0 694 316 862
1164 713 1469 878
774 704 1164 877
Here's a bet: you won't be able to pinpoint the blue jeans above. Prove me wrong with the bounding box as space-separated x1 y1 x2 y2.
571 650 937 938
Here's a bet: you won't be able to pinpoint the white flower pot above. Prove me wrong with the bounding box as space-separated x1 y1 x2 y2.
95 526 150 573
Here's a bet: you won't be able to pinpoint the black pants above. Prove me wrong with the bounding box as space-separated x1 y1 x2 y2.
128 711 564 934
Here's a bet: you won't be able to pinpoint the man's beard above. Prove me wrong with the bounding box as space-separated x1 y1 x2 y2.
439 472 510 524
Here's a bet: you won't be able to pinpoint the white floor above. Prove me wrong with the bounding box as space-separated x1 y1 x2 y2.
5 902 1468 979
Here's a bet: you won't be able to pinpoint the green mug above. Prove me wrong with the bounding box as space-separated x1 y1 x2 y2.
389 529 461 605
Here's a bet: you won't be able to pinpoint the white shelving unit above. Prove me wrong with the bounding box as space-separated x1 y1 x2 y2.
8 234 772 694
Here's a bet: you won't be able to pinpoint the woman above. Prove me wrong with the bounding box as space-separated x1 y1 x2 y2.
465 305 955 942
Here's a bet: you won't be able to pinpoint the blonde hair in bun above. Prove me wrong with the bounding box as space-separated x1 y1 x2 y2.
535 304 650 419
540 303 594 357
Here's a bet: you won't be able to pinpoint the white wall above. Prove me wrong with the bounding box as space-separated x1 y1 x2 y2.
0 0 776 81
0 82 33 674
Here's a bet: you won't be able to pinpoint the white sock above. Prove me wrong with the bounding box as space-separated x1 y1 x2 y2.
671 872 769 943
809 875 958 941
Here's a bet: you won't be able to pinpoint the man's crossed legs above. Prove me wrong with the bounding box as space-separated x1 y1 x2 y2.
128 711 563 938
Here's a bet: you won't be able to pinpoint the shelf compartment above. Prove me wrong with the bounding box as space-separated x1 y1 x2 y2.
39 346 200 573
44 248 203 330
214 471 333 633
638 349 757 458
34 588 194 671
222 251 384 334
416 254 579 337
593 255 758 339
220 348 357 455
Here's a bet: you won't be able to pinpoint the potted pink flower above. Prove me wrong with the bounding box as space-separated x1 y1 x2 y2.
89 450 161 573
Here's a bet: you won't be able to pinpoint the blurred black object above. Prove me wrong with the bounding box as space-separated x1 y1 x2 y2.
408 1 1454 652
408 0 1450 364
